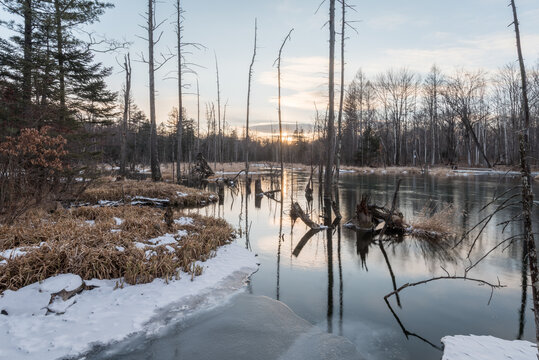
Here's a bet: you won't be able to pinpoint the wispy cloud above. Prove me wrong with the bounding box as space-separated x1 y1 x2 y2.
259 56 336 111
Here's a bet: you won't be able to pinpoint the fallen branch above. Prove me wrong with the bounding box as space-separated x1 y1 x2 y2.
291 202 324 230
384 275 505 305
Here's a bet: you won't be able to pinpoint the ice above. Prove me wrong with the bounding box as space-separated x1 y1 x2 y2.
82 294 362 360
441 335 537 360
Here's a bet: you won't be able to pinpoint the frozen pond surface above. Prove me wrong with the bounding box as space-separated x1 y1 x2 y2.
81 294 361 360
83 171 539 360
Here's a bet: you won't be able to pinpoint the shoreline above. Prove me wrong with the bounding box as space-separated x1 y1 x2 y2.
0 243 258 360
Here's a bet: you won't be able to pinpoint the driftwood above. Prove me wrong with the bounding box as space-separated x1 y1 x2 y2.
291 202 322 230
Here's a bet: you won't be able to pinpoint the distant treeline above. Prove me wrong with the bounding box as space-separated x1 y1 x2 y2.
1 1 538 170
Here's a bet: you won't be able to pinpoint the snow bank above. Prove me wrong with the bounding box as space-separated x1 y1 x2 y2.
442 335 537 360
0 243 258 360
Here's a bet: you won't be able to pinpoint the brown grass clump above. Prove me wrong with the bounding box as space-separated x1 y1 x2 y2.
0 206 234 293
78 180 217 207
411 203 456 240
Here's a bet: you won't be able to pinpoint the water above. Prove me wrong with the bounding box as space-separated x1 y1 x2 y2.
86 170 538 359
197 170 538 360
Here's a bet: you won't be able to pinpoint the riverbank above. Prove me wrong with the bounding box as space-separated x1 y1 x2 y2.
0 180 258 359
170 161 538 179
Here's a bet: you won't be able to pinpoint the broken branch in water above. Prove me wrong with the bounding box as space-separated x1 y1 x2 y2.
290 202 325 230
384 275 505 306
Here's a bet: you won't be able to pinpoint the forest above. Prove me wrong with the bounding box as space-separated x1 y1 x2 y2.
1 1 539 176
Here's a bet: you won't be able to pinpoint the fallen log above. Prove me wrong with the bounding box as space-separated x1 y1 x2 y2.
290 202 323 230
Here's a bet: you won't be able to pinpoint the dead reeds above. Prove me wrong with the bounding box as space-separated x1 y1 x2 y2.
411 203 456 240
78 180 216 207
0 206 234 292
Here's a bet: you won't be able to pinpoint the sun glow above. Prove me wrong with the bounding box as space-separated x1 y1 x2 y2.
282 132 294 143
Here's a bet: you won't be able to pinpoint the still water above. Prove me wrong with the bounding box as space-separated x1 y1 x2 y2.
195 170 538 360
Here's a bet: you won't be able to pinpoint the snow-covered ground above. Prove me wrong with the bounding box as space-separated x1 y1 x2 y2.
0 243 258 360
442 335 537 360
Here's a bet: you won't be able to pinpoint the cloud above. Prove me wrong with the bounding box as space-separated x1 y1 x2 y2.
259 56 338 111
358 32 539 77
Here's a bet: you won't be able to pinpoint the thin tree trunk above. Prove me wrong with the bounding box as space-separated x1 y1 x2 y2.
196 78 200 154
324 0 336 209
148 0 161 181
277 29 293 188
215 54 222 166
22 0 32 116
335 0 345 183
176 0 183 183
54 0 66 123
510 0 539 348
120 53 131 177
245 19 257 185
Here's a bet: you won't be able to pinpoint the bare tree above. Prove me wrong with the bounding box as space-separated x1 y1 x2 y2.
245 19 257 184
140 0 172 181
175 0 183 183
215 53 222 167
324 0 336 208
443 70 491 168
275 29 293 186
510 0 539 347
120 53 131 177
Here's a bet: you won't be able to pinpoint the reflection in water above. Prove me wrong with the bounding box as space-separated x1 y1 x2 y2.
197 172 537 360
355 230 373 271
384 295 443 351
276 187 284 301
326 221 334 334
518 239 528 340
379 240 402 308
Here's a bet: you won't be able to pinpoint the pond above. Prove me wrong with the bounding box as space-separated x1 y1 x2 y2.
199 170 538 360
84 170 538 360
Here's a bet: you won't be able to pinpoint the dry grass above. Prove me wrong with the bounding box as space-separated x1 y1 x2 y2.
0 206 234 293
78 180 216 207
411 203 456 239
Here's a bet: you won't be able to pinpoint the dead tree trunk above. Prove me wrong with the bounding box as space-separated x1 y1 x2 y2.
276 29 293 189
215 54 222 166
245 19 257 188
147 0 162 181
510 0 539 347
335 0 346 183
176 0 183 183
120 53 131 177
324 0 336 209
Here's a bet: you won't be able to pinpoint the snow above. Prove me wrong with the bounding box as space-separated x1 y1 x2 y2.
441 335 537 360
0 247 29 259
0 242 47 261
114 217 124 226
0 243 258 360
85 220 95 226
176 191 188 197
174 217 194 226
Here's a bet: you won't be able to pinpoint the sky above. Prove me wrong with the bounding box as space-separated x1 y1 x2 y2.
3 0 539 133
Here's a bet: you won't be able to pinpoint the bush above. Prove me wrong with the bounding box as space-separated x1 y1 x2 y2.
0 127 68 223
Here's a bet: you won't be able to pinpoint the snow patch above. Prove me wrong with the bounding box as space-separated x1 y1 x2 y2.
174 217 194 226
114 217 124 226
0 244 258 360
441 335 537 360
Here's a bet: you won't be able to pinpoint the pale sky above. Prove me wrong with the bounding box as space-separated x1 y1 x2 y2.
3 0 539 131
